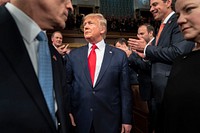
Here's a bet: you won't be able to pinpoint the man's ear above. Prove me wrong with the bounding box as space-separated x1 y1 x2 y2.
149 31 154 37
166 0 172 8
100 25 106 34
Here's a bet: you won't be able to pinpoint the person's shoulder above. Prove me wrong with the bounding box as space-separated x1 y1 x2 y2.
68 45 88 57
0 6 10 25
106 45 127 58
71 45 87 52
172 51 200 67
180 50 200 60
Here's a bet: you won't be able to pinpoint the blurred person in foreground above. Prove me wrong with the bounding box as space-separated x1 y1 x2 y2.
128 0 195 132
66 13 133 133
162 0 200 132
0 0 73 133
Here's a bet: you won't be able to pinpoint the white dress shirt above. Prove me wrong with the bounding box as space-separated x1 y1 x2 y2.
88 39 106 86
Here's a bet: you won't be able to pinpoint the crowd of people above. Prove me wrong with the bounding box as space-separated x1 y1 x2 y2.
65 12 160 34
1 0 200 133
128 0 194 132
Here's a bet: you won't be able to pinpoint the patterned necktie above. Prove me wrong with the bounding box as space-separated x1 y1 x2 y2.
88 44 97 85
37 31 55 123
156 23 165 45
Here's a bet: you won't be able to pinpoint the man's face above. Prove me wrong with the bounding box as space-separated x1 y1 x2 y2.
31 0 73 29
150 0 171 21
137 25 151 43
83 16 105 43
51 32 63 47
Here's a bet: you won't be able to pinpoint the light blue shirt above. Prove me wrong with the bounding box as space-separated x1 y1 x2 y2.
6 3 42 76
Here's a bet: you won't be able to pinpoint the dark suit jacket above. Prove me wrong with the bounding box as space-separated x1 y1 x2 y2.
0 6 71 133
66 44 133 133
129 52 152 101
162 50 200 133
128 66 139 85
145 14 195 101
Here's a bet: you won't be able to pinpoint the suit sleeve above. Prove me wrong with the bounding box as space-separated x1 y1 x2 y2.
145 21 195 64
120 52 133 124
65 53 74 113
128 52 151 71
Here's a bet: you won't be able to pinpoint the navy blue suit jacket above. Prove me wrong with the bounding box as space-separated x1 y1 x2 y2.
66 44 133 133
0 6 71 133
145 14 195 101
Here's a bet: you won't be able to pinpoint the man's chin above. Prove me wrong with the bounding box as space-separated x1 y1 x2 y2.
53 21 66 30
84 36 91 40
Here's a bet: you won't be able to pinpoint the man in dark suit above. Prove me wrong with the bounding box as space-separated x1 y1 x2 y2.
51 31 70 57
128 0 195 132
51 31 70 65
66 13 133 133
133 23 155 102
128 24 154 133
0 0 73 133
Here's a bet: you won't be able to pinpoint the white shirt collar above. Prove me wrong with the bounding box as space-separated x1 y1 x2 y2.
163 11 175 24
89 39 106 51
147 37 155 45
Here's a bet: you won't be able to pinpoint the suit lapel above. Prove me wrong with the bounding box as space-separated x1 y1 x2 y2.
1 9 56 129
158 14 175 46
82 45 93 86
95 44 113 87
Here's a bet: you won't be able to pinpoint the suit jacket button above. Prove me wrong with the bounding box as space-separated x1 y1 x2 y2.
93 91 95 94
90 108 93 112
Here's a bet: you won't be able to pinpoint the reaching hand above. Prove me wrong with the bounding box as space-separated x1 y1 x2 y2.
121 124 132 133
128 37 147 53
57 44 69 56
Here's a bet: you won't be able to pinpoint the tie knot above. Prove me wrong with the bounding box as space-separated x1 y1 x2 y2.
92 44 97 50
37 31 47 41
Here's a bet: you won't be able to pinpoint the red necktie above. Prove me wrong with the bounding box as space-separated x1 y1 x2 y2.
88 44 97 85
156 23 165 45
